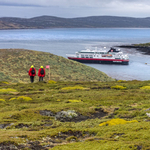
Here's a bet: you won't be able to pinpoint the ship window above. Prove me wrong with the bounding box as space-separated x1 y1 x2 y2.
100 52 107 54
80 52 94 54
89 55 93 58
85 55 88 58
81 55 84 58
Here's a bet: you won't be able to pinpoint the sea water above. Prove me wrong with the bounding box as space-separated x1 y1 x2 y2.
1 28 150 80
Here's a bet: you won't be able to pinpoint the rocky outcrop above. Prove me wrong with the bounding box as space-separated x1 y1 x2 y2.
39 108 107 122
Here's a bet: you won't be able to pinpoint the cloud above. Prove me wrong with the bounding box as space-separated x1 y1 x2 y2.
0 0 150 18
1 0 150 7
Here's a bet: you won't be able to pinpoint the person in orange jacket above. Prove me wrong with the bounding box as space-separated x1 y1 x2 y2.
28 65 36 83
38 66 45 81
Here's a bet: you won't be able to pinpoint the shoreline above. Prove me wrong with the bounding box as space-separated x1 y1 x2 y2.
117 44 150 55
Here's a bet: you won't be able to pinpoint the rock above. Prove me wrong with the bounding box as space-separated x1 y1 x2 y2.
0 143 18 150
28 141 48 150
15 123 30 128
145 108 150 111
55 110 78 120
40 108 107 122
146 113 150 117
39 110 55 116
44 122 53 127
0 123 14 129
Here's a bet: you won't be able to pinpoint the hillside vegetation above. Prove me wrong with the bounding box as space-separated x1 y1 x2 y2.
0 80 150 149
1 15 150 29
0 49 113 83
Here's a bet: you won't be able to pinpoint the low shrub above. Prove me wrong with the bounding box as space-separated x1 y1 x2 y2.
117 80 126 83
99 118 138 126
66 136 78 142
9 98 16 101
140 86 150 90
2 81 9 84
68 100 82 103
48 80 57 84
111 85 126 90
0 88 17 94
61 86 85 90
0 99 5 102
9 96 32 101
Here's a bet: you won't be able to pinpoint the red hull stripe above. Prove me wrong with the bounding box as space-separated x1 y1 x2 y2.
68 57 129 62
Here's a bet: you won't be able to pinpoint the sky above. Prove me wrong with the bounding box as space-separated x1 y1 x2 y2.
0 0 150 18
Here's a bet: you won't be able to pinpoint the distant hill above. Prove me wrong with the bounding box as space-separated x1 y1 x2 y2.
0 49 114 83
1 15 150 29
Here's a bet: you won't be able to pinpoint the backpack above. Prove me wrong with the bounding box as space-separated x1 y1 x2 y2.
40 69 44 75
31 68 35 75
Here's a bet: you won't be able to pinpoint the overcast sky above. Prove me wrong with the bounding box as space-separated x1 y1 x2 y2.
0 0 150 18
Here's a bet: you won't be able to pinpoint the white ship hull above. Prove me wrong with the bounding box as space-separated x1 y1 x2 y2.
67 57 129 65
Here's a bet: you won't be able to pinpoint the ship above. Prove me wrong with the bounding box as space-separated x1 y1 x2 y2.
66 47 129 65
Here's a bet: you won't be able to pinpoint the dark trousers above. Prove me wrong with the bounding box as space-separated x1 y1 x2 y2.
30 76 34 83
39 77 43 81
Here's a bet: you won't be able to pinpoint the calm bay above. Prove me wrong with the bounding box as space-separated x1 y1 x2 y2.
1 28 150 80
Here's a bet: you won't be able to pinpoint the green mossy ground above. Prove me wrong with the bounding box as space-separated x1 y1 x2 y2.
0 80 150 149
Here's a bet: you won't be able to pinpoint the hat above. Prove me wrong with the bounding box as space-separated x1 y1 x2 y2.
31 65 34 68
40 66 43 68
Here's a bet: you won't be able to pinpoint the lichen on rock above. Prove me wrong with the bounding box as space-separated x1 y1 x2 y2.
55 110 78 121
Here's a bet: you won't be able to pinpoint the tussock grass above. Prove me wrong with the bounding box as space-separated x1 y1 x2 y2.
0 49 114 83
